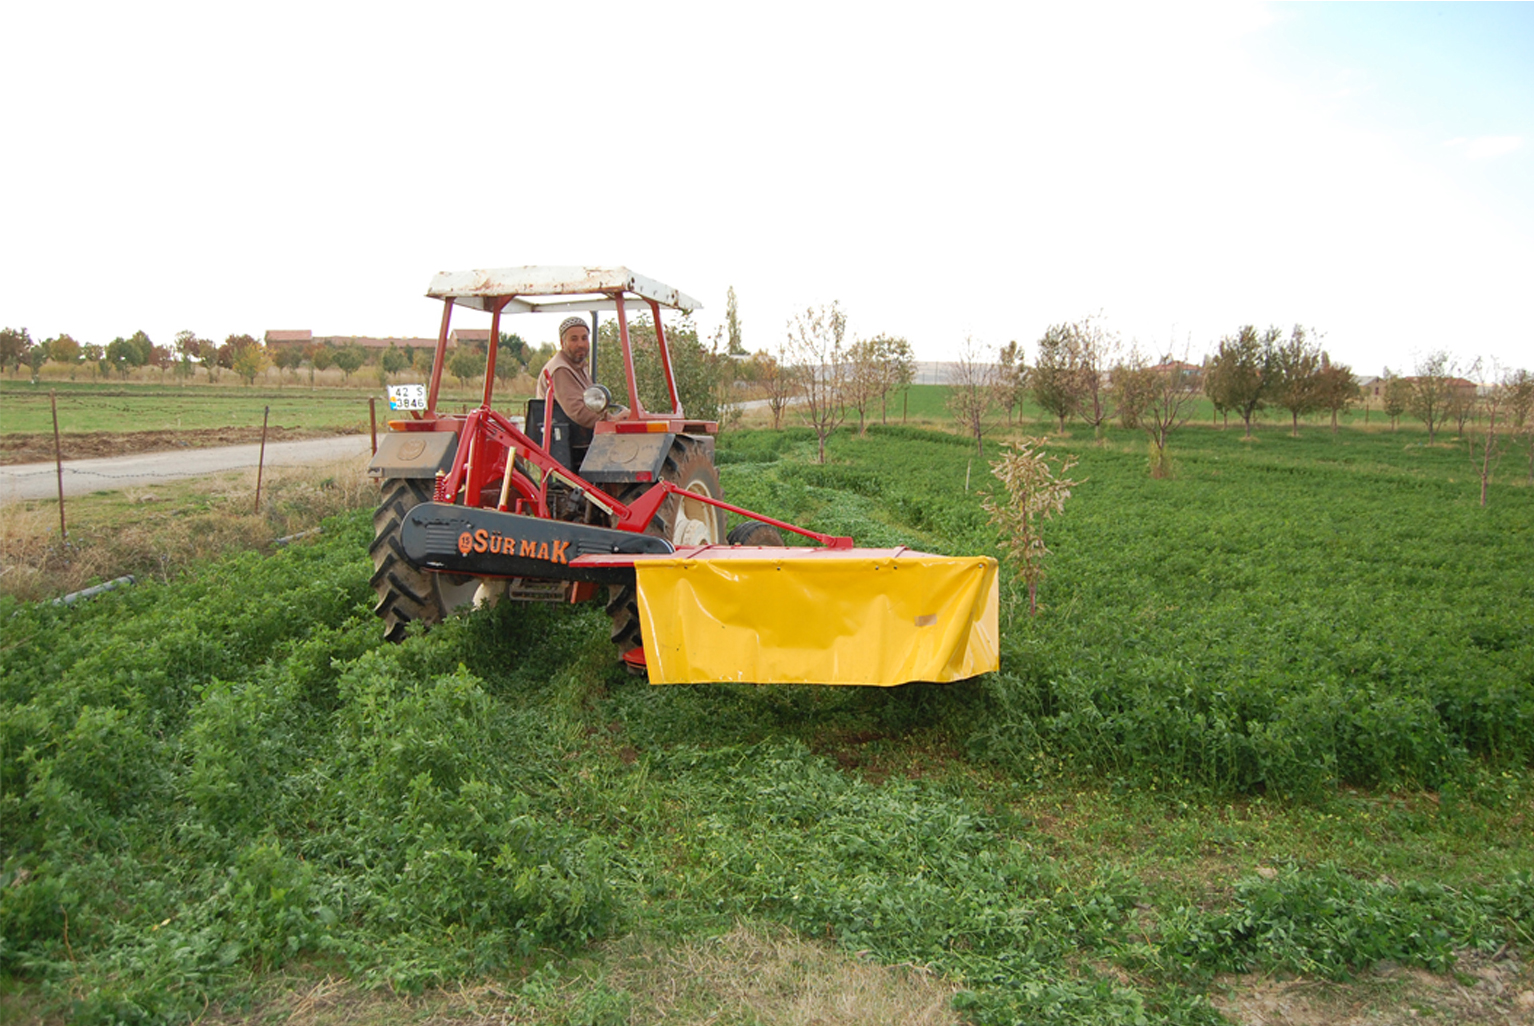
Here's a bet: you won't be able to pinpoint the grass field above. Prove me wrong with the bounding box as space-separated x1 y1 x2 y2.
2 414 1532 1025
0 379 502 439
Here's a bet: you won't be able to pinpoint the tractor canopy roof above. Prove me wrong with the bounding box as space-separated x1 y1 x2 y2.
426 266 701 317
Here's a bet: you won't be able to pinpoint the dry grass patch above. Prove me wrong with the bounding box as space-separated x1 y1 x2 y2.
0 457 375 601
1212 948 1534 1026
191 924 961 1026
597 923 961 1025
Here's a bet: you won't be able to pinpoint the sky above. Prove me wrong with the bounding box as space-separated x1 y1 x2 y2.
2 1 1530 378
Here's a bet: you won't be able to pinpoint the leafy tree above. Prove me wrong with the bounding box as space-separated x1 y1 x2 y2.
846 334 911 431
1503 368 1534 482
1408 350 1460 443
380 344 409 382
1315 353 1359 435
232 343 269 385
47 333 80 365
105 336 150 379
706 327 743 430
1381 369 1410 431
46 334 82 378
876 335 916 424
725 286 745 355
1110 353 1159 430
525 341 555 382
26 344 46 380
493 349 521 386
197 339 220 382
1204 325 1278 438
272 345 304 382
1270 325 1324 436
334 345 367 382
496 333 528 373
82 343 105 380
309 345 334 385
784 302 848 463
105 337 130 379
996 340 1025 425
126 330 153 367
218 333 262 374
447 346 484 388
595 314 721 423
150 343 175 380
0 326 33 374
946 337 997 456
1032 323 1088 431
981 438 1080 617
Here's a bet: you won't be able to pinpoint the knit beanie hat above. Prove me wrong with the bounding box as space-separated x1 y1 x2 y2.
558 316 588 341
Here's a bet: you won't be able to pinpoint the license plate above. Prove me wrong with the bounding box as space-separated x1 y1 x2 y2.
387 384 427 411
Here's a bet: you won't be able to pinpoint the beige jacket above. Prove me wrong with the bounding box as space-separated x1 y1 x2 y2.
536 351 601 429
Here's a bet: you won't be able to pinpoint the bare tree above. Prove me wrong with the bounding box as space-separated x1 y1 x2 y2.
843 337 881 436
785 302 848 463
751 349 798 431
947 337 997 456
1408 350 1461 443
1470 364 1510 507
1449 358 1482 438
1072 316 1117 439
981 438 1081 617
877 335 915 425
1141 345 1203 478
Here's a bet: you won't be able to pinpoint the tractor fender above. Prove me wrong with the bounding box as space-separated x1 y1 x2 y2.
578 432 682 484
368 430 459 480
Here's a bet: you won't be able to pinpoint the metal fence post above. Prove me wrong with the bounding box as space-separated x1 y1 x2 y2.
254 405 270 513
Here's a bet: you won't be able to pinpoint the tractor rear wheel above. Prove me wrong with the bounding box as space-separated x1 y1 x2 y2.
606 436 725 663
369 477 479 641
726 520 786 546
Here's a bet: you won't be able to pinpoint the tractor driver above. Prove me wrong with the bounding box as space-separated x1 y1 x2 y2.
536 315 628 428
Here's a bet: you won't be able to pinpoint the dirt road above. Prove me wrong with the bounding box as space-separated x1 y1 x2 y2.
0 435 374 503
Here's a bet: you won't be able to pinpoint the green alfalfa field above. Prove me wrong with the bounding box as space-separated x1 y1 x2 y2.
2 413 1532 1025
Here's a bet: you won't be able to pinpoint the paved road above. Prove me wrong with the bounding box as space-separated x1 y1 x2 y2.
0 435 374 503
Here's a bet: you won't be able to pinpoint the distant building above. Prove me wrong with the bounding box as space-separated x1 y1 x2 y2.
264 330 313 348
449 328 490 348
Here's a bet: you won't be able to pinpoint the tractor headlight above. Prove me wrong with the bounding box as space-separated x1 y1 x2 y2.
582 383 612 413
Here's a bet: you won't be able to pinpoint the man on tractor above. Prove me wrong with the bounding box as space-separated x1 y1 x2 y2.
537 315 628 428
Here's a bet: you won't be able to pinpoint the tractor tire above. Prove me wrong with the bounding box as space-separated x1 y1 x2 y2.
606 436 726 662
726 520 786 546
369 477 480 641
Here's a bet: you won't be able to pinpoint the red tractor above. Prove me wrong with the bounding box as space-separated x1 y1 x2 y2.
367 266 998 686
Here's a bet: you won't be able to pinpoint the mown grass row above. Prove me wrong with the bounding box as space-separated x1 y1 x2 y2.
2 421 1531 1023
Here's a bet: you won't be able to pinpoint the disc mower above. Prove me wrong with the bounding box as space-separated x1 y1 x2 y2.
366 266 997 686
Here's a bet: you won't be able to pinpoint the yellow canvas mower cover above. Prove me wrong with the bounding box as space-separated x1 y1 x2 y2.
618 546 998 686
